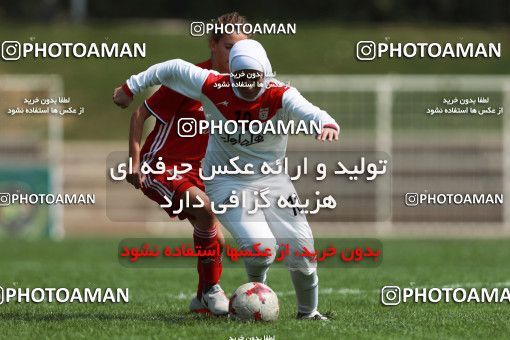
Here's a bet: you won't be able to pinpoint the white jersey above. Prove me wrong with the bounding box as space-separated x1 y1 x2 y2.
126 59 339 180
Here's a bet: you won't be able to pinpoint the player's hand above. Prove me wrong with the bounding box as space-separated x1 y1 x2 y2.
113 86 133 108
317 127 339 142
126 172 144 189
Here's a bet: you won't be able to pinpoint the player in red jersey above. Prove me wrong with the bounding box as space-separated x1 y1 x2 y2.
113 38 339 321
117 12 249 315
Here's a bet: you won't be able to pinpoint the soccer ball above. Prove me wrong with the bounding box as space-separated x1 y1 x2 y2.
229 282 279 321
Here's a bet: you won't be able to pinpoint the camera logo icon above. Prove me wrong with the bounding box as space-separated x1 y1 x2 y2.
0 193 10 206
1 41 21 61
381 286 401 306
177 118 197 137
356 41 376 61
190 22 206 37
405 193 419 207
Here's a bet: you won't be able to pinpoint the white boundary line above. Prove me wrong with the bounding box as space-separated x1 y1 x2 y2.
169 281 510 300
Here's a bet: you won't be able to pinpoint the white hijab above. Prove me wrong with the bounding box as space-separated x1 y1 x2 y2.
228 39 273 101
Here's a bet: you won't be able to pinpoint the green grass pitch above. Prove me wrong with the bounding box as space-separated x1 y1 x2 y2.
1 238 510 339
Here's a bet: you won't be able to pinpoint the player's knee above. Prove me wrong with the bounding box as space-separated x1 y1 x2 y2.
244 255 274 269
242 240 277 267
286 256 317 275
301 268 318 280
187 206 218 230
292 265 317 276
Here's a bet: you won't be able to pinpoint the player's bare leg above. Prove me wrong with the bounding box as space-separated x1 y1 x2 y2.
183 185 228 315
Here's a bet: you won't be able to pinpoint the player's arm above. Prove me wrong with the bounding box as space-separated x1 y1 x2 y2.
113 59 210 108
282 87 340 142
126 104 150 189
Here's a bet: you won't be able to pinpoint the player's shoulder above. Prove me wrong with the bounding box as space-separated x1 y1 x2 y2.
150 60 215 102
195 59 222 79
148 84 185 104
202 72 230 91
263 78 292 98
196 59 212 69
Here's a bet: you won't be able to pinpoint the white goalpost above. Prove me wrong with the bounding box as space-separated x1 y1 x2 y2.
283 74 510 235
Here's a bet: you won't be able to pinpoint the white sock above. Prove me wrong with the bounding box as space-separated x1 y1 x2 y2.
290 270 319 314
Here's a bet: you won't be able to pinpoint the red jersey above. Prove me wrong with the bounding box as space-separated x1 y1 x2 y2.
140 60 212 167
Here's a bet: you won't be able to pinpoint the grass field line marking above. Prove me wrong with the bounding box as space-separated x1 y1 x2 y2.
388 281 510 290
171 288 365 300
437 281 510 289
169 282 510 300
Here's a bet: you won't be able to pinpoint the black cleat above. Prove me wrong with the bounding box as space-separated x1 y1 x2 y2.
296 311 329 321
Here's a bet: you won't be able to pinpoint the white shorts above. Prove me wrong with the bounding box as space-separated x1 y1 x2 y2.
205 173 316 274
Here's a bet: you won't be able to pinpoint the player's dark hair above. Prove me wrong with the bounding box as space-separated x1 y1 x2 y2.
210 12 252 42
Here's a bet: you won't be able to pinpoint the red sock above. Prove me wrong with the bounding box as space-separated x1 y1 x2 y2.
193 227 222 296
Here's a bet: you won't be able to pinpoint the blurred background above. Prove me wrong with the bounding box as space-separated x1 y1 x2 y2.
0 0 509 239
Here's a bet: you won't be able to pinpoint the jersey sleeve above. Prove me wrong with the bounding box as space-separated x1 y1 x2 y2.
126 59 211 101
282 87 340 132
144 86 185 124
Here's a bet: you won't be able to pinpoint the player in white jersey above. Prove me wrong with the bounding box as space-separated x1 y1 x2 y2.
113 39 339 320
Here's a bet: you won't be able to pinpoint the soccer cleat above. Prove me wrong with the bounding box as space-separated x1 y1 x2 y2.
200 284 229 316
189 295 211 314
296 310 329 321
